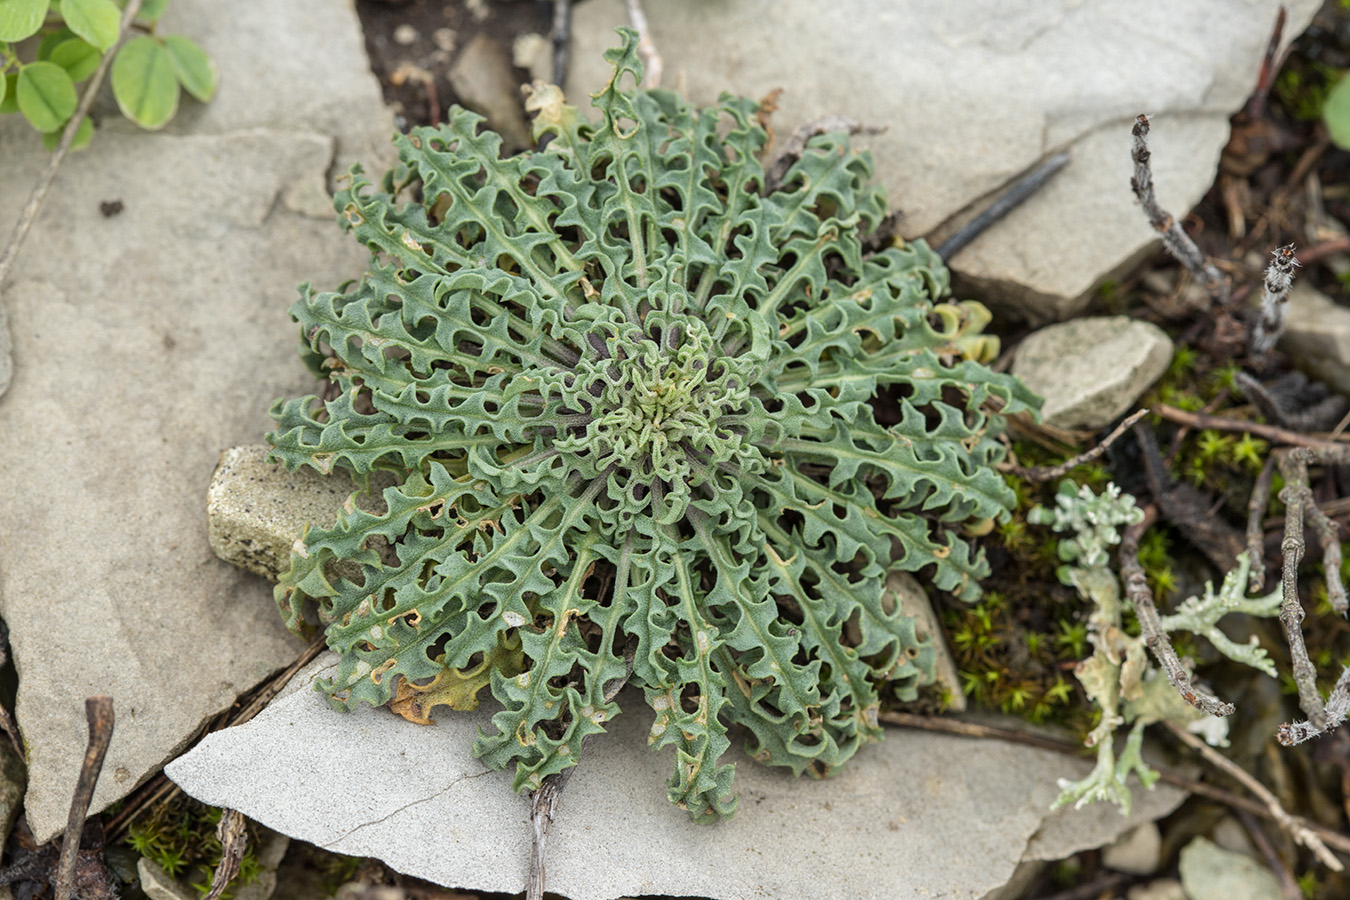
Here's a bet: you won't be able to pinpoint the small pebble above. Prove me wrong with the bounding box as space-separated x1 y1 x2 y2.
393 23 418 45
434 27 457 53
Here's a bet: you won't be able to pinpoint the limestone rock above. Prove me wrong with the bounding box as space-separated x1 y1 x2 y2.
208 445 357 579
1013 316 1173 429
1279 281 1350 395
0 0 393 843
566 0 1317 323
138 859 195 900
168 656 1186 900
1128 880 1186 900
1102 822 1162 876
1179 836 1283 900
449 34 532 151
888 571 965 712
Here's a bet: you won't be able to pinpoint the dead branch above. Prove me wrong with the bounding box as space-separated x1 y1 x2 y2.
1251 243 1299 356
765 117 879 192
933 150 1071 259
1005 408 1147 483
55 697 115 900
0 0 145 399
1131 115 1228 301
1164 720 1342 871
624 0 662 88
1280 664 1350 746
1247 455 1277 593
550 0 571 87
1153 404 1349 449
202 809 248 900
1121 517 1234 717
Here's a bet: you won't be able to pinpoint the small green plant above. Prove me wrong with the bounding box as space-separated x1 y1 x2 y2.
0 0 214 147
125 797 262 899
267 30 1038 821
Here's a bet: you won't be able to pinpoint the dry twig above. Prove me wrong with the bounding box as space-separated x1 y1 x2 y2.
933 151 1071 259
1164 720 1342 871
0 0 144 399
1120 518 1234 716
1251 243 1299 355
551 0 572 87
55 697 114 900
1237 807 1304 900
1131 115 1227 301
624 0 662 88
526 641 634 900
202 808 248 900
1153 404 1348 449
1247 455 1277 593
1005 409 1147 483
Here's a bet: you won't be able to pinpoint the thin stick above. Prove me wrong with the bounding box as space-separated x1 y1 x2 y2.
1027 873 1133 900
0 0 145 398
1131 115 1227 302
1280 663 1350 746
1237 807 1304 900
1251 244 1300 356
879 710 1350 857
1305 499 1347 615
934 151 1071 260
1247 455 1277 593
54 696 115 900
1121 518 1234 716
1153 404 1347 449
1005 408 1146 483
1242 6 1288 121
624 0 662 88
526 643 634 900
550 0 572 87
1164 720 1341 871
1277 449 1330 732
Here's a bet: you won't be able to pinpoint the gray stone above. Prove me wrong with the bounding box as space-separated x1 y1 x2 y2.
1178 836 1283 900
138 858 195 900
1128 880 1186 900
1279 282 1350 395
1012 316 1173 429
566 0 1317 323
1103 821 1162 876
888 571 965 713
168 656 1186 900
449 34 532 152
0 0 393 843
208 445 357 580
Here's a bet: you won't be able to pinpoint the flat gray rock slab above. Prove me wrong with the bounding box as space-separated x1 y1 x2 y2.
567 0 1317 323
0 0 391 843
169 656 1185 900
1013 316 1173 430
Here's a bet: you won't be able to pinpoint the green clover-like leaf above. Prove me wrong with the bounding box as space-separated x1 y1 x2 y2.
61 0 119 50
111 34 177 128
0 0 48 42
50 38 101 82
16 61 77 132
270 28 1040 823
163 34 215 102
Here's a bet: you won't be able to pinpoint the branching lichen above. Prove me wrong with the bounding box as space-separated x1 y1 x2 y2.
266 29 1037 821
1031 482 1282 813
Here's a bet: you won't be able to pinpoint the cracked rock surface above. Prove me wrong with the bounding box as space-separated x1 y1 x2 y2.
567 0 1318 323
169 657 1186 900
0 0 391 843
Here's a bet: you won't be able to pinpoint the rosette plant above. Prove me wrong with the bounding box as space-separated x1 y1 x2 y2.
268 30 1038 822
